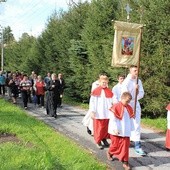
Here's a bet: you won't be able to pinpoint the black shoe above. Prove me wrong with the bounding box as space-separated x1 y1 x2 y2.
166 148 170 151
102 139 110 147
96 142 104 149
53 115 57 119
87 127 92 135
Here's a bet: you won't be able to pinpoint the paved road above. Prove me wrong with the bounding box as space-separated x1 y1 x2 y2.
13 100 170 170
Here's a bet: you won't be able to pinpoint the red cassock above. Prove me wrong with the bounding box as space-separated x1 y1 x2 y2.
166 103 170 111
165 129 170 149
91 86 113 144
165 103 170 149
109 135 130 162
93 119 110 143
109 102 135 162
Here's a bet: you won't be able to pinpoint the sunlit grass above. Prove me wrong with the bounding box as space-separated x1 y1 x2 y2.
0 98 106 170
141 117 167 133
63 95 89 109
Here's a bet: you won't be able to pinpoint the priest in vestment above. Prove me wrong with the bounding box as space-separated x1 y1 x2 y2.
46 73 61 118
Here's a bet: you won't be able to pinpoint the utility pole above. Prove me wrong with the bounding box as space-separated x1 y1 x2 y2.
0 0 6 71
0 27 4 71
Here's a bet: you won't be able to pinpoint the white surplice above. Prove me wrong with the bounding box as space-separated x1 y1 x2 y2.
108 108 134 137
121 74 144 141
89 90 113 119
112 83 123 104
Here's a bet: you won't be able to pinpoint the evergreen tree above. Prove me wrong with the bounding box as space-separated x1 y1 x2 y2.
3 0 170 117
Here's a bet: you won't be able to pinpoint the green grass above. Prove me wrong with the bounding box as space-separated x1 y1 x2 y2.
141 117 167 133
1 96 167 170
0 98 107 170
63 95 89 109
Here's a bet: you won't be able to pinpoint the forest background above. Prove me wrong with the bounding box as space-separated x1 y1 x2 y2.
1 0 170 118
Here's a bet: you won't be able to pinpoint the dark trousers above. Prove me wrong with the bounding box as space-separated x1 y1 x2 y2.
21 90 29 107
58 95 62 106
0 84 5 95
36 95 44 106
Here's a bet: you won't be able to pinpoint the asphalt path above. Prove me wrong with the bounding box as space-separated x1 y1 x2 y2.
7 98 170 170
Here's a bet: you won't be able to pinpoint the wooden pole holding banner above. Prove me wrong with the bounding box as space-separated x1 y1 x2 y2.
124 3 143 114
134 27 143 115
112 4 144 114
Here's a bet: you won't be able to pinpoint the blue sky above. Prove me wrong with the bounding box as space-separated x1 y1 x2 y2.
0 0 89 40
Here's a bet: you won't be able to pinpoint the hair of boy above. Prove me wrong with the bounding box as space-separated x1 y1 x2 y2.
121 92 132 100
117 74 125 79
99 75 109 82
130 65 137 69
98 72 107 78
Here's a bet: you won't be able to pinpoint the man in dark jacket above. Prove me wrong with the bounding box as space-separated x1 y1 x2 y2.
46 73 61 118
57 73 65 107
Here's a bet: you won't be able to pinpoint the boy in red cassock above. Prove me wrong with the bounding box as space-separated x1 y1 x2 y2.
89 75 113 149
107 92 135 170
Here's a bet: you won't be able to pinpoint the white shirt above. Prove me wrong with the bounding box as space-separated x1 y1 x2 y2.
121 74 144 101
112 83 123 104
167 110 170 129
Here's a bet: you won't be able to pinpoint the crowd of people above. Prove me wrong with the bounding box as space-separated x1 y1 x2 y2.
0 70 65 118
1 66 169 170
82 65 169 170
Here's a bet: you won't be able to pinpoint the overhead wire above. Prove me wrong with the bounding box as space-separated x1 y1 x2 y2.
1 0 90 39
1 0 48 25
1 0 67 38
8 0 44 25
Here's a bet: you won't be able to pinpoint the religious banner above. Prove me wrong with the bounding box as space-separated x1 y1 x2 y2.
111 21 143 67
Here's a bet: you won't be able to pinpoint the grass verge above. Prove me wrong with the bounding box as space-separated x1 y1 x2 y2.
63 95 89 109
0 98 107 170
141 117 167 133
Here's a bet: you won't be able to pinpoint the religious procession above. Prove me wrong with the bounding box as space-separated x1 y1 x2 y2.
0 0 169 170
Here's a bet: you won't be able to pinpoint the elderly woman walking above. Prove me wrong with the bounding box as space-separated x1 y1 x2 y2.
34 75 45 108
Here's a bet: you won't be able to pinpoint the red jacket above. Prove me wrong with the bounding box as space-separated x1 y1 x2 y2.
35 81 45 95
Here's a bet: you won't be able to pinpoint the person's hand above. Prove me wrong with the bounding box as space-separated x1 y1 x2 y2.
135 84 139 90
9 80 13 84
90 112 95 119
135 84 139 94
52 85 55 88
